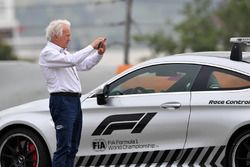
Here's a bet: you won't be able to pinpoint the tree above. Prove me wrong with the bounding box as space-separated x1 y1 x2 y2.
134 0 250 59
175 0 219 52
217 0 250 49
0 39 17 60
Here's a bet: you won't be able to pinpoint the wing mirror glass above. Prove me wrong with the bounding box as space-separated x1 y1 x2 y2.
96 85 109 105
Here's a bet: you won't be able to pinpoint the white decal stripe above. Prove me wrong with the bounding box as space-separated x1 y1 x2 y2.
206 147 219 166
183 148 198 165
80 156 89 166
195 147 210 165
154 150 166 165
75 146 226 166
216 147 225 166
91 154 101 166
133 151 143 165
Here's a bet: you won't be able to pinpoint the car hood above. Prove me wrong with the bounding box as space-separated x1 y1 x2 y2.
0 93 90 117
0 99 50 117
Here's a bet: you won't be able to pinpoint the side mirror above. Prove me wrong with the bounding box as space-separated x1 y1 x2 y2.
96 93 107 105
96 85 109 105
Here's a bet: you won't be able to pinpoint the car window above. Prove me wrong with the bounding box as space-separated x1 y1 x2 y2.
193 66 250 91
108 64 201 96
207 70 250 90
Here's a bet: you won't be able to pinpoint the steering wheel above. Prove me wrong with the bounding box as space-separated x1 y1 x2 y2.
110 90 123 95
133 87 147 94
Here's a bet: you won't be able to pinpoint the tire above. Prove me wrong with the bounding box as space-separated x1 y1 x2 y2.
227 129 250 167
0 127 51 167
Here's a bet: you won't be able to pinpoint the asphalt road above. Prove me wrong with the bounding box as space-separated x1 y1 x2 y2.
0 61 116 110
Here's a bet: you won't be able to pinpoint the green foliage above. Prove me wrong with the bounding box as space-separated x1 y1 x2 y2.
217 0 250 49
134 0 250 58
0 40 17 60
175 0 219 52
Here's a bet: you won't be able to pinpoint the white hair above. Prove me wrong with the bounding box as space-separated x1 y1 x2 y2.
46 19 71 41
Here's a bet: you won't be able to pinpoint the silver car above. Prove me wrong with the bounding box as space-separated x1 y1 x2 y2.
1 39 250 167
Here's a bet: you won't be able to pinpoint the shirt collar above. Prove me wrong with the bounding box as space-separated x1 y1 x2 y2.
47 41 65 53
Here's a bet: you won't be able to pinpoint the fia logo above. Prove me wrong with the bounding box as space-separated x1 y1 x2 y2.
92 139 107 152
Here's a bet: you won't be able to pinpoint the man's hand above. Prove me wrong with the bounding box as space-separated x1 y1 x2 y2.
91 37 106 49
98 39 106 55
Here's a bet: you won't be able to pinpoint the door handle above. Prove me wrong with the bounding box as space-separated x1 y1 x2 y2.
160 102 181 110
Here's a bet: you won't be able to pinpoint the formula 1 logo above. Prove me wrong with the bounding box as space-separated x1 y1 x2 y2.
92 112 157 136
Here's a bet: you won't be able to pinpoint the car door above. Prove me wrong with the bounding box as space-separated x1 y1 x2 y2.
77 63 202 166
187 65 250 149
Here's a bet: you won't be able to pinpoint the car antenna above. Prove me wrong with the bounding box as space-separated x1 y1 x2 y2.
230 37 250 61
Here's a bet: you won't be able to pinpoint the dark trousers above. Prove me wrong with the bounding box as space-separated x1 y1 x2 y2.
49 95 82 167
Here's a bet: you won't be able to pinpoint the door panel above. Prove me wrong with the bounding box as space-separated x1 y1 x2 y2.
188 90 250 148
79 92 191 157
77 63 201 164
187 65 250 148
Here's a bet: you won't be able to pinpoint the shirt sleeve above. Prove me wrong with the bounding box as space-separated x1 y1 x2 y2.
40 45 95 68
76 51 102 71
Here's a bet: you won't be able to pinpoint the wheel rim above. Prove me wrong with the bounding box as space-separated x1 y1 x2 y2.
0 133 39 167
232 134 250 167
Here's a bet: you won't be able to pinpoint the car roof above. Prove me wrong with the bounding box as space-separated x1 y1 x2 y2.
138 51 250 75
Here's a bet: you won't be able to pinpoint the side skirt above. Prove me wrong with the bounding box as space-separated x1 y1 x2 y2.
75 146 225 167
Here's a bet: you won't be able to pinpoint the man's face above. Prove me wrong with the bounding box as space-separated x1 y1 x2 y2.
52 24 71 49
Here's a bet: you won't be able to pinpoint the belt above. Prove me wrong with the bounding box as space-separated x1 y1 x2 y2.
50 92 81 97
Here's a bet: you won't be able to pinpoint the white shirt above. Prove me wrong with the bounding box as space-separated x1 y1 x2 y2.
39 41 102 93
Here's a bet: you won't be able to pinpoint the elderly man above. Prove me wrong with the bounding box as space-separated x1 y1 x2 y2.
39 19 106 167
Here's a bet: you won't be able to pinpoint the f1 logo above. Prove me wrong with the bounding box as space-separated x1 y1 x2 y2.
92 112 157 136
